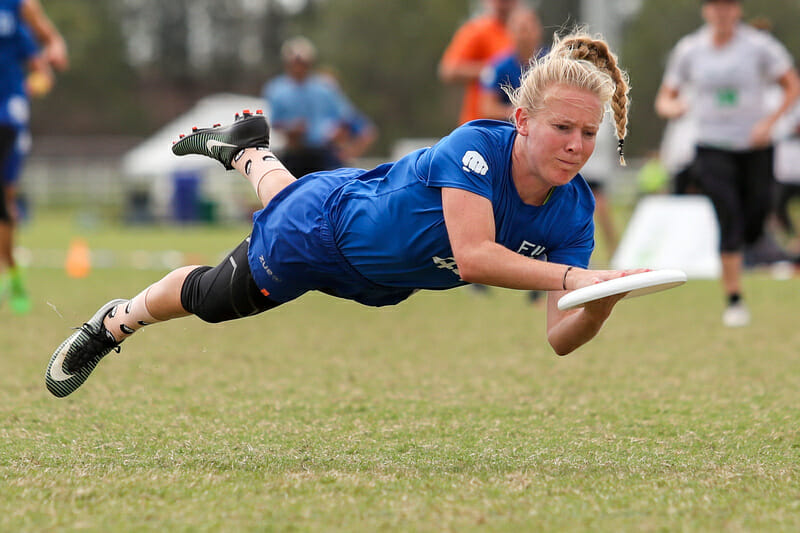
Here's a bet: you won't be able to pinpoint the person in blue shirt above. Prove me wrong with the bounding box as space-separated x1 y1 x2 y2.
0 0 67 315
263 36 374 177
46 31 638 399
0 0 60 314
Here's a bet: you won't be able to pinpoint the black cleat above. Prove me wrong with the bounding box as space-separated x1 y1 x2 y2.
171 110 270 170
45 299 127 398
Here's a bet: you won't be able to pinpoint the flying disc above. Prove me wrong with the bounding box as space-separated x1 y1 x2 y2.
557 269 687 311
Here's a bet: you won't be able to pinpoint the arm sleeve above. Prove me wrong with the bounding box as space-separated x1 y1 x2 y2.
661 37 692 89
423 126 498 201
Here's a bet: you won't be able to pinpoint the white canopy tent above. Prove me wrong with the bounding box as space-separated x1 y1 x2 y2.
122 93 272 175
120 93 284 222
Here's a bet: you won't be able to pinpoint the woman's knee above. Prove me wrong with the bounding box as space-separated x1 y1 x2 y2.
179 258 279 324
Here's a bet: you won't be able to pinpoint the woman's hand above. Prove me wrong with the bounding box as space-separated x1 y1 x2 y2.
750 118 775 149
654 85 688 120
546 267 649 355
563 266 649 291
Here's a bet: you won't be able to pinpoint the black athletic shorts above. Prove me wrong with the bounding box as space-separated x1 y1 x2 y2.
180 237 280 323
692 145 774 252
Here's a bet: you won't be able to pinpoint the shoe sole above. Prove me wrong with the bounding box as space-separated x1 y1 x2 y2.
45 299 127 398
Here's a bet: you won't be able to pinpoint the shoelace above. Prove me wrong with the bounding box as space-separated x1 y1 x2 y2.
63 323 121 374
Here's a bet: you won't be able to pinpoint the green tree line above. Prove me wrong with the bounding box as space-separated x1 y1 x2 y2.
30 0 800 158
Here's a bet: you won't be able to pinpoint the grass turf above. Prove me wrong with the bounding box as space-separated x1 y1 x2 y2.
2 212 800 531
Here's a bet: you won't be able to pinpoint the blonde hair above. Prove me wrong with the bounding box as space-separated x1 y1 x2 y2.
506 31 631 165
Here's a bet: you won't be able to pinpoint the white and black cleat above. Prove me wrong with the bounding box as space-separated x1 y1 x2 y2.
171 110 270 170
45 299 127 398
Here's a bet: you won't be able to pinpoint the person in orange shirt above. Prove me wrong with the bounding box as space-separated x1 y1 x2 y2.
438 0 517 125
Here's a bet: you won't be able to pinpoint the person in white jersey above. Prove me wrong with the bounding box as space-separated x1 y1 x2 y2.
655 0 800 327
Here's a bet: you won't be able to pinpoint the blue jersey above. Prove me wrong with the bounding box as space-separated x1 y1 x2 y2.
0 1 37 128
1 127 29 183
248 121 595 306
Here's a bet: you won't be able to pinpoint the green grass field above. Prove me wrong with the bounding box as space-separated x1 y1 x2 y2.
2 211 800 531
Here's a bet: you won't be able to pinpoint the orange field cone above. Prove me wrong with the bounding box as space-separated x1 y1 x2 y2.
65 238 91 278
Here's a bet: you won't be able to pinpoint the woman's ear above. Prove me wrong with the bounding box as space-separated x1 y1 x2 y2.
515 107 530 136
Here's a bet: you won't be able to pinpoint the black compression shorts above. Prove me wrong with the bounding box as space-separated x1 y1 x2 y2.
180 237 280 323
692 145 774 251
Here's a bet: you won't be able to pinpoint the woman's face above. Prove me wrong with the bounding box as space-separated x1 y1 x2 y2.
514 85 603 190
702 1 742 35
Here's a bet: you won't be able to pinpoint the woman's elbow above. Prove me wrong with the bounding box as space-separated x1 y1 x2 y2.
548 337 575 356
455 258 486 285
438 63 456 83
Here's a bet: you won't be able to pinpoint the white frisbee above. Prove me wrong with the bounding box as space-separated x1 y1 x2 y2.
557 269 687 311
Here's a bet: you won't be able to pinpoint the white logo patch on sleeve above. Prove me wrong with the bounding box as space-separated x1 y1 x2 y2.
461 151 489 175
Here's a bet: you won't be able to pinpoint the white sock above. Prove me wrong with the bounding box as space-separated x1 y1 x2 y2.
103 287 159 342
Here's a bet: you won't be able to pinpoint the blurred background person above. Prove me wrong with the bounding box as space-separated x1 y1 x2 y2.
0 0 67 315
438 0 518 126
478 6 546 121
317 66 378 166
262 36 375 178
658 89 701 195
20 0 68 71
655 0 800 327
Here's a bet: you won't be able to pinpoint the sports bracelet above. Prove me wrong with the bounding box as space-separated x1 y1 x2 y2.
562 266 573 290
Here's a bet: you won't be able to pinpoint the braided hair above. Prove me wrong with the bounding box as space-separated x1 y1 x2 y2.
506 30 631 165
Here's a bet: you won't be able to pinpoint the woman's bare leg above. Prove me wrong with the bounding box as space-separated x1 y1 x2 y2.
231 148 297 208
102 265 197 342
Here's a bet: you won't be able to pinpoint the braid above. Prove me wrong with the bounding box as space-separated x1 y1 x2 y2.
508 30 632 166
558 35 631 166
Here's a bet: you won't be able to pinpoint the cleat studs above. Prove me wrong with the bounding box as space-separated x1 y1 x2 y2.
213 123 221 127
179 134 185 138
192 126 198 132
256 109 263 114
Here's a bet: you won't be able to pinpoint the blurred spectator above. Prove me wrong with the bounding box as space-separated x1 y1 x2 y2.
262 37 375 178
20 0 68 71
317 66 377 165
0 0 68 315
438 0 517 125
658 100 701 195
655 0 800 327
